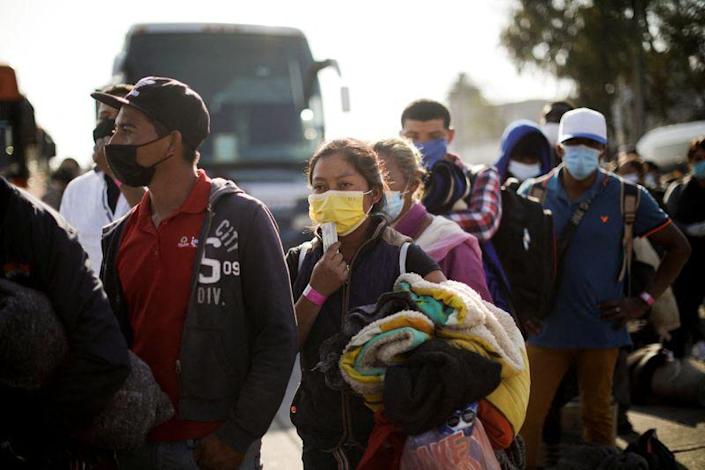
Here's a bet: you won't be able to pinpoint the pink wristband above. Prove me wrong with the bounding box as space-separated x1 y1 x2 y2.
303 284 327 306
639 291 655 307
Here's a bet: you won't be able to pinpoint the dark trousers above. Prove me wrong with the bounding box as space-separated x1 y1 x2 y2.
302 443 365 470
668 274 705 358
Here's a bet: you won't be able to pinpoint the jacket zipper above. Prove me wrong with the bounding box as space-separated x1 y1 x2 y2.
335 232 378 454
176 204 216 393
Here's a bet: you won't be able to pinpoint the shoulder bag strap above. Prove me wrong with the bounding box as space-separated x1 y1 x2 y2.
399 241 411 275
619 181 641 286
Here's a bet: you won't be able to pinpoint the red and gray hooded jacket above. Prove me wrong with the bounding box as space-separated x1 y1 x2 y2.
100 178 298 453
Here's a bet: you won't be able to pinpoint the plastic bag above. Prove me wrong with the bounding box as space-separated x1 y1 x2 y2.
400 403 501 470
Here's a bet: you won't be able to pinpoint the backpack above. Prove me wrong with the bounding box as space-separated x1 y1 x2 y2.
529 173 645 296
625 429 678 470
467 168 556 329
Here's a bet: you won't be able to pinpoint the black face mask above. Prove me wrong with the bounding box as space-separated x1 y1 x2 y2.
93 119 115 143
105 136 172 187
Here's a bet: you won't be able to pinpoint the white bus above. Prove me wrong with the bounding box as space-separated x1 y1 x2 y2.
111 23 347 247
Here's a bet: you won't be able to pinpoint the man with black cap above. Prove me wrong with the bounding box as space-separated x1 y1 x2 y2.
95 77 298 469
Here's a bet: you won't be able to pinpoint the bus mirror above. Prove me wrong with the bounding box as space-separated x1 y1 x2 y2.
341 86 350 113
305 59 343 107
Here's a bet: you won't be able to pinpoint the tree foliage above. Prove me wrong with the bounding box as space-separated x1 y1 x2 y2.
501 0 705 140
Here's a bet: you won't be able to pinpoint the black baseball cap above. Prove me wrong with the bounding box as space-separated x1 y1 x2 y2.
91 76 210 149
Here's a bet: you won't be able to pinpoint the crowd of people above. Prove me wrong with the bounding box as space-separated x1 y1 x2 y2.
0 74 703 470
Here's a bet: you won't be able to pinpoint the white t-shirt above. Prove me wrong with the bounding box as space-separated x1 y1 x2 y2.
60 170 131 271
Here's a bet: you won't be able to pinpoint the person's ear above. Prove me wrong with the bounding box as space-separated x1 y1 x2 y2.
447 128 456 144
408 178 421 197
371 187 383 205
166 131 182 158
599 144 608 160
555 144 565 161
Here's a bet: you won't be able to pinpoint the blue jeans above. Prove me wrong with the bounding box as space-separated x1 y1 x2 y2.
118 439 262 470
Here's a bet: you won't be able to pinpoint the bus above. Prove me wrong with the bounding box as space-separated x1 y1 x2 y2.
111 23 348 247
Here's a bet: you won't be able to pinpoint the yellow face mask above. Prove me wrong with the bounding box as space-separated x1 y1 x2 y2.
308 190 373 236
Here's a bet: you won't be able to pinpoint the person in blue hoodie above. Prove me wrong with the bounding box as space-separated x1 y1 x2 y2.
494 120 553 189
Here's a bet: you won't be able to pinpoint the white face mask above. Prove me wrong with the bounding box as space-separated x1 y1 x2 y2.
508 160 541 182
541 123 560 147
622 173 640 185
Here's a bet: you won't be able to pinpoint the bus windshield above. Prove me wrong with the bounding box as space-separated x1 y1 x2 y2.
122 31 321 164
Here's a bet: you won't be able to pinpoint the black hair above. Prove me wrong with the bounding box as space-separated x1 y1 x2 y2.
401 99 451 129
307 138 388 214
182 143 198 164
542 101 575 123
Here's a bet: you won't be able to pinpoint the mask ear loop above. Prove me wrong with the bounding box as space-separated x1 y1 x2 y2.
140 134 176 169
363 189 381 216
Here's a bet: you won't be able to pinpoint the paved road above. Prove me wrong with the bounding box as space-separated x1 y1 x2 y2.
261 357 303 470
622 405 705 469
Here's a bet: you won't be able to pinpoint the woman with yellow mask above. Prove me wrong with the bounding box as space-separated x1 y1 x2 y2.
286 138 445 469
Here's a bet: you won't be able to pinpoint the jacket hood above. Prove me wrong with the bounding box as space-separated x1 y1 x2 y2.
209 177 243 205
494 120 552 184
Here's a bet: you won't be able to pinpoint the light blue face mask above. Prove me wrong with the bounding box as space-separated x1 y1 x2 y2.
562 144 601 180
384 190 406 221
693 160 705 180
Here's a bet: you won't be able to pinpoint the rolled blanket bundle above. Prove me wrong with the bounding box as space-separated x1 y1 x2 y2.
395 274 525 373
338 273 530 446
84 351 174 449
394 273 530 437
0 279 173 449
339 311 435 408
0 278 69 389
318 291 419 391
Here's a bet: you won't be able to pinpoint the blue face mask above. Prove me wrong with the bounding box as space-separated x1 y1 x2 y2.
384 190 406 221
562 144 601 180
414 138 448 168
693 160 705 180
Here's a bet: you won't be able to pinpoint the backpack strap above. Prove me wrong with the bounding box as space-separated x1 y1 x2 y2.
619 181 641 286
465 164 488 194
399 241 411 275
528 172 553 204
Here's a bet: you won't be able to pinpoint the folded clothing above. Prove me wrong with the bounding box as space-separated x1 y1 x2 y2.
337 273 529 446
394 273 530 438
340 311 435 409
383 339 501 436
317 291 418 392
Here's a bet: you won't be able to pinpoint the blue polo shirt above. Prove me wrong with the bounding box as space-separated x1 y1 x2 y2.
518 167 671 349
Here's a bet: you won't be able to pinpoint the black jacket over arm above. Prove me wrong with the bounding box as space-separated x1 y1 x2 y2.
0 177 130 431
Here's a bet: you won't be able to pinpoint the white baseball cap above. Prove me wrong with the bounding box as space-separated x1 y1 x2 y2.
558 107 607 145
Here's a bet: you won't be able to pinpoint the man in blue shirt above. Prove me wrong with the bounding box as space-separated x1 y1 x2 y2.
517 108 690 469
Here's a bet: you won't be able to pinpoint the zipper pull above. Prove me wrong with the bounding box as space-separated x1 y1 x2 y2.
175 360 182 374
